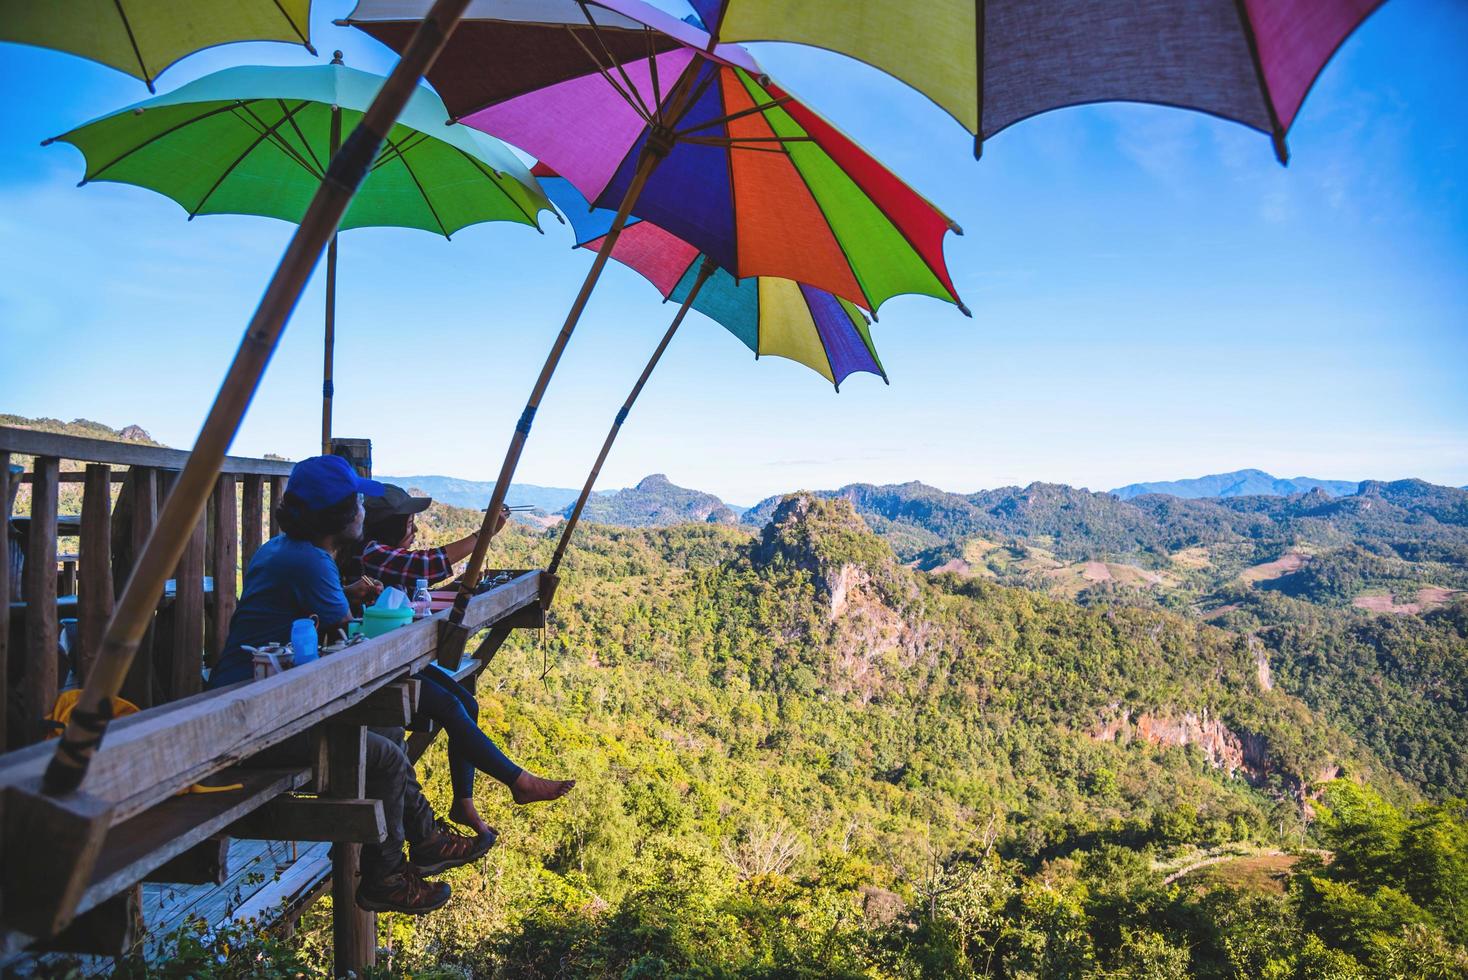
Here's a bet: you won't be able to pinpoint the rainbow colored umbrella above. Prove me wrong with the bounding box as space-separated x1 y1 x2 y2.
347 1 964 314
536 164 886 390
692 0 1386 163
345 1 964 640
0 0 315 92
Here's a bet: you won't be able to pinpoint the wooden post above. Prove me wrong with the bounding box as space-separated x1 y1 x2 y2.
77 465 115 685
209 475 238 667
119 467 158 708
169 514 206 700
268 476 287 540
327 724 375 975
0 452 11 751
241 473 265 570
24 456 60 743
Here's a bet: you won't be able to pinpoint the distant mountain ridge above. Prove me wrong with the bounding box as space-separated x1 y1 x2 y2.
566 473 742 527
1111 468 1359 500
377 475 598 513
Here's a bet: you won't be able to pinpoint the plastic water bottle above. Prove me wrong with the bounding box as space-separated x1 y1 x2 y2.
411 578 432 619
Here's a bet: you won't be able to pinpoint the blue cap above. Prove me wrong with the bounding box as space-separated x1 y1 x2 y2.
286 455 385 510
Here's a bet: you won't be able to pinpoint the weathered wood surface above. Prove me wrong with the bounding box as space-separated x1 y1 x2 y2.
328 723 376 974
208 475 238 667
0 427 293 477
119 467 159 707
1 452 11 751
240 474 265 571
230 797 385 844
268 476 287 539
77 768 311 920
78 465 114 685
22 455 59 744
332 679 418 728
143 836 229 886
168 513 206 700
35 887 142 957
1 781 113 938
0 571 541 825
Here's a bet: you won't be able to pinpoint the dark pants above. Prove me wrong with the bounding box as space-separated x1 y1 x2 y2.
415 666 523 798
247 727 436 878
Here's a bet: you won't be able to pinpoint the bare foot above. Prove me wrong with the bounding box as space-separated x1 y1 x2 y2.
448 797 494 836
511 770 575 805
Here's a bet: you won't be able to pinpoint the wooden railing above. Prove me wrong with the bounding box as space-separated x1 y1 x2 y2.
0 426 552 972
1 426 293 749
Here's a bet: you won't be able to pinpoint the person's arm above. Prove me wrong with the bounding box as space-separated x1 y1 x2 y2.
440 531 479 564
304 551 353 634
362 541 454 589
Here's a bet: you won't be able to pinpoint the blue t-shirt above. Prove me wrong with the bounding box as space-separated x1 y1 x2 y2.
209 535 350 687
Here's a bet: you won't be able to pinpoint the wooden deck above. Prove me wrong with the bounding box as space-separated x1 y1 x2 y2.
0 426 549 973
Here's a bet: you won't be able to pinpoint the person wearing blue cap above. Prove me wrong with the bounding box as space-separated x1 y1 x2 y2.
210 456 492 915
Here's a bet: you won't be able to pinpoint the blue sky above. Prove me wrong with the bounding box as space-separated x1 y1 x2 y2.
1 1 1464 506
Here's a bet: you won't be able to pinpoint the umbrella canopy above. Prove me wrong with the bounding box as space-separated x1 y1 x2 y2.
48 61 551 234
346 0 966 317
695 0 1385 162
0 0 315 92
536 163 885 389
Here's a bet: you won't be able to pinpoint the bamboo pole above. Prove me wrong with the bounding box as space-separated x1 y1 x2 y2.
548 258 715 575
43 0 475 797
441 58 710 652
322 57 345 456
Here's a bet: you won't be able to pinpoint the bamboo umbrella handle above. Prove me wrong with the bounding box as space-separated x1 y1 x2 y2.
43 0 475 797
443 147 661 634
548 258 716 575
445 56 712 643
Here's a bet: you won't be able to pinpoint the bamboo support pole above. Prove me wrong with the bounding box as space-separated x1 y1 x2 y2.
441 148 661 642
441 58 710 651
548 258 715 575
42 0 475 797
322 74 344 457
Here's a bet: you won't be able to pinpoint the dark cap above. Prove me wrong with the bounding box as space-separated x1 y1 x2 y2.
364 484 433 521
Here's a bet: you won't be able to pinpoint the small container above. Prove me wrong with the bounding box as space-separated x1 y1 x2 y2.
291 618 319 665
249 643 295 680
361 604 414 638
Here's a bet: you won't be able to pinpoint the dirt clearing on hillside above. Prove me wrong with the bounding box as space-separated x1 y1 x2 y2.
1353 587 1463 615
1238 551 1308 585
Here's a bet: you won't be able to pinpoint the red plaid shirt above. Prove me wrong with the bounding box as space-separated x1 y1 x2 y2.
361 541 453 591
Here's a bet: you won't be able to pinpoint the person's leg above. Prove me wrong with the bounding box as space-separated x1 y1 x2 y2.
413 679 478 799
371 725 436 846
414 672 523 788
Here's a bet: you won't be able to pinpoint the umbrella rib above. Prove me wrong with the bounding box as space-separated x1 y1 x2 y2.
675 96 793 137
369 130 430 172
645 28 663 115
383 131 451 237
575 0 654 121
275 98 326 177
231 101 324 181
111 0 153 91
268 0 314 51
84 101 254 182
453 147 541 226
190 100 312 218
562 26 651 123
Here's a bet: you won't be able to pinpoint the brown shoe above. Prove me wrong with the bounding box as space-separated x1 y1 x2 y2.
356 864 451 914
409 821 496 875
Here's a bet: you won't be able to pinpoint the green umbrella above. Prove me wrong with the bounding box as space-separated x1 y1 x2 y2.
48 56 554 450
0 0 316 92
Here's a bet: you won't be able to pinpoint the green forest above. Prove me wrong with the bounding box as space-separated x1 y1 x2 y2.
120 494 1465 978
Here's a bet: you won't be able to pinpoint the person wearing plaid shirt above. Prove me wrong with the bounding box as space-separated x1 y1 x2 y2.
357 484 575 837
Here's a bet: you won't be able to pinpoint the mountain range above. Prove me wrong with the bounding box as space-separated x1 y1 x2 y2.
1110 468 1360 500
